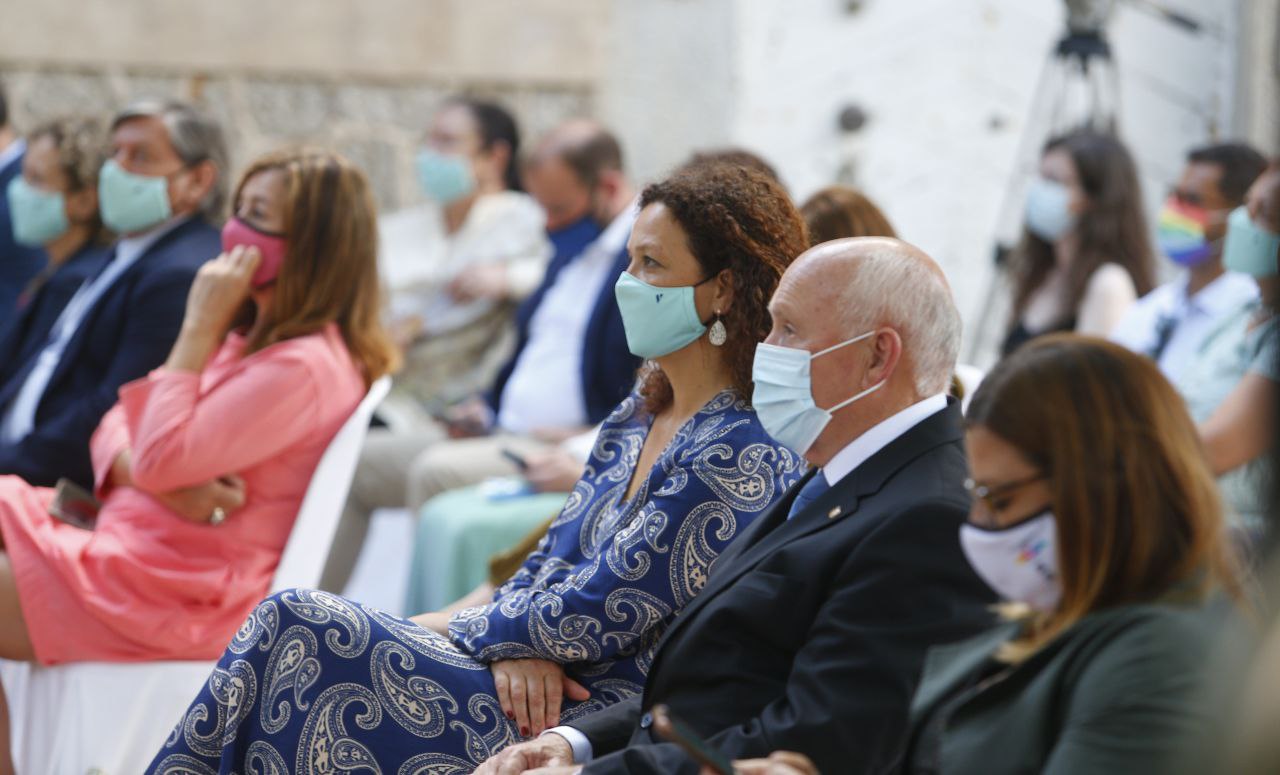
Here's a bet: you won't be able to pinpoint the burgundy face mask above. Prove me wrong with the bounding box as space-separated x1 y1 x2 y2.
221 216 288 288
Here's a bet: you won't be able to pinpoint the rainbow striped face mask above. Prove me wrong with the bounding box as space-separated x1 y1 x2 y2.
1157 196 1221 267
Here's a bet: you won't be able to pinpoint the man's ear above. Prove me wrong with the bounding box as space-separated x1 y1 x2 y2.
174 159 218 215
864 328 903 387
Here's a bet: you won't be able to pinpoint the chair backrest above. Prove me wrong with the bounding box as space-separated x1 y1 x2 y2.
954 363 986 413
270 375 391 591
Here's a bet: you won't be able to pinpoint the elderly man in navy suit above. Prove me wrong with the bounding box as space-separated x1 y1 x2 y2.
0 99 225 489
476 237 997 775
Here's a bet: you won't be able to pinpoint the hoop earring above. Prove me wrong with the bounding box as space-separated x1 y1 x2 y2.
709 312 727 346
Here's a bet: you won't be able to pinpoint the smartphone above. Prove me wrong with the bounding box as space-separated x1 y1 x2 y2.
500 447 530 472
48 477 101 530
651 704 735 775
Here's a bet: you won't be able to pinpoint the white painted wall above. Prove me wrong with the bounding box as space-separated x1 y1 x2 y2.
603 0 1249 364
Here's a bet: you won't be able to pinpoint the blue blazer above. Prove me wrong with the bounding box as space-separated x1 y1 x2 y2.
487 216 641 425
0 217 220 488
0 240 108 370
0 150 49 321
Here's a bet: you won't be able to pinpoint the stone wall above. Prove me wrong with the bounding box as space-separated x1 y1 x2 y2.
0 64 593 213
0 0 604 213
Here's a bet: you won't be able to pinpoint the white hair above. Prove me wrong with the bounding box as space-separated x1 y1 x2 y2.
837 242 961 397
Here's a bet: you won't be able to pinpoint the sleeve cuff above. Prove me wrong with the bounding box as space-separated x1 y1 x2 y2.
544 727 593 763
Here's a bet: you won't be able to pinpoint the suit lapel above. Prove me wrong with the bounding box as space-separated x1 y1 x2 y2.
41 222 191 392
653 401 967 659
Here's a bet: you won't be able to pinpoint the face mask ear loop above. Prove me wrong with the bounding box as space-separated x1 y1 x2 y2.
825 379 885 414
811 329 877 360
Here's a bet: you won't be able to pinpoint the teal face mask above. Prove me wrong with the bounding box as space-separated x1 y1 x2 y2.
98 159 173 234
415 148 475 204
1222 205 1280 278
751 332 884 454
614 271 713 359
6 176 70 246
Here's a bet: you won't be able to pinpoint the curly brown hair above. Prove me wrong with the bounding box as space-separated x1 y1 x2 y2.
638 161 809 413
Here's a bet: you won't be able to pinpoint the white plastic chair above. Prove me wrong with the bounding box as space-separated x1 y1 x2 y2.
953 363 986 413
0 375 390 775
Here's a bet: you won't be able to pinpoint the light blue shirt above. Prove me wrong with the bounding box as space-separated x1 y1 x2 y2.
0 138 26 175
0 217 186 443
1175 300 1279 528
1110 271 1259 382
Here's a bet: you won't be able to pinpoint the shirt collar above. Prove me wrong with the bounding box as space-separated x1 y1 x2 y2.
1182 271 1260 315
115 215 191 264
822 393 949 487
0 138 26 174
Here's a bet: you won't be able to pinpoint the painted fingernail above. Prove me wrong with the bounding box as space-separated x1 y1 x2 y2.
521 726 529 736
506 711 514 720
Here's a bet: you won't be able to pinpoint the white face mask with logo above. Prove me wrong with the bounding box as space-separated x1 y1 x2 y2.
959 510 1062 612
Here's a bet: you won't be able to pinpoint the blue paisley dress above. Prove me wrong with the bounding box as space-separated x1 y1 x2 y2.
148 388 804 774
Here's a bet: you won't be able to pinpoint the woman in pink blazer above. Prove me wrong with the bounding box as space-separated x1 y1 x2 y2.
0 148 397 735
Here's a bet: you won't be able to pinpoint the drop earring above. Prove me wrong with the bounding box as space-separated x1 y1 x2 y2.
709 312 727 346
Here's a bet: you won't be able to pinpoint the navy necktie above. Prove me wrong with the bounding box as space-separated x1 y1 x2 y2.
787 471 829 520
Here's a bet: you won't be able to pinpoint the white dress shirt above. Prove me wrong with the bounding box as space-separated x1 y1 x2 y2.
496 203 638 435
546 392 949 762
0 217 185 442
1109 271 1259 382
0 138 26 175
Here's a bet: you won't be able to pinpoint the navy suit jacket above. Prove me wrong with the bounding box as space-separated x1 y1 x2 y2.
0 217 220 488
568 402 999 775
487 215 641 425
0 149 49 321
0 241 107 370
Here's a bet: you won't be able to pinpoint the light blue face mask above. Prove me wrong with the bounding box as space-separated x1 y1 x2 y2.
98 159 173 234
416 148 476 204
614 271 713 359
1222 205 1280 278
751 332 884 454
6 176 70 247
1024 176 1075 242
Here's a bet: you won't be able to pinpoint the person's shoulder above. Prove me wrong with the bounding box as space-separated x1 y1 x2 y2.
1086 262 1138 296
1061 600 1225 678
1132 277 1182 310
479 190 543 219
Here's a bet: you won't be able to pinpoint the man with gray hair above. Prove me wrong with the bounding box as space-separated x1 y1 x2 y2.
477 237 995 775
0 98 224 489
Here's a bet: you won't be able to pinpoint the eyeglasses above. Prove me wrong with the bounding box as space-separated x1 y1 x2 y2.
964 474 1045 518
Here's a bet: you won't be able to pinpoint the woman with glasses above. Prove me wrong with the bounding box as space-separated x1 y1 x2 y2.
902 334 1244 773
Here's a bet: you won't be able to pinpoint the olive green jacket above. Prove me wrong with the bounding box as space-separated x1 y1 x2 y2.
904 601 1224 774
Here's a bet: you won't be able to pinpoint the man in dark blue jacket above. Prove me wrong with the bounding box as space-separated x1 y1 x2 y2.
0 99 226 489
323 120 641 591
0 82 48 319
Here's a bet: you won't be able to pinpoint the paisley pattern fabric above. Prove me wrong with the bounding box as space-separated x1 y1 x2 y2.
148 389 804 773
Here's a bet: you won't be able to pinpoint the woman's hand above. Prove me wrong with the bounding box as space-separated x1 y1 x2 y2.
449 264 509 302
155 475 247 524
442 396 495 439
409 611 453 635
721 752 820 775
491 658 590 738
167 246 261 372
523 449 583 494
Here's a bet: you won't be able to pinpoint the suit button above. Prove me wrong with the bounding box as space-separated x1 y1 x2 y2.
640 712 653 729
